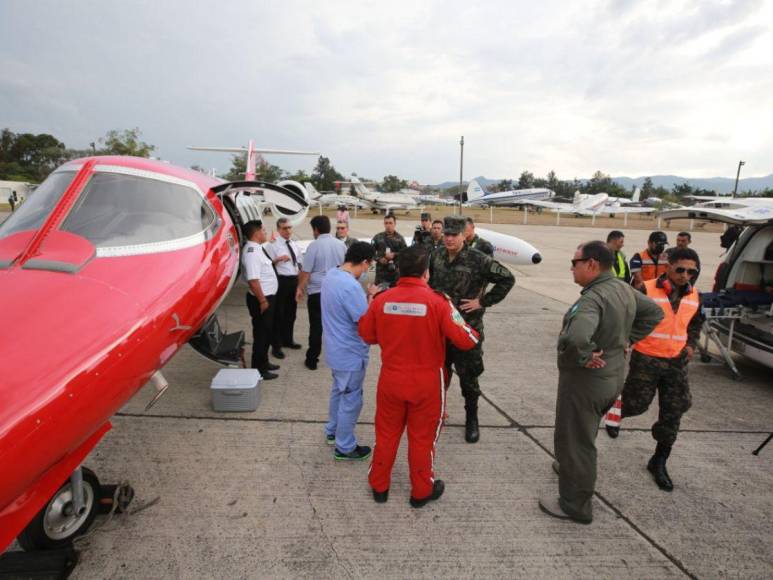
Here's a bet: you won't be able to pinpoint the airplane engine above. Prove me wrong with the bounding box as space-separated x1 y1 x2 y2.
275 180 310 227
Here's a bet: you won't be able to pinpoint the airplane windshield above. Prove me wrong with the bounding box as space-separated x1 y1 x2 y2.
60 172 215 249
0 171 76 239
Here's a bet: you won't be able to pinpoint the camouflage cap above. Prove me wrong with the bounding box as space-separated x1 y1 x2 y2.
443 215 466 235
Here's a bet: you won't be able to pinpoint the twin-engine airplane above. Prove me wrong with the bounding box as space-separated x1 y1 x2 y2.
0 156 310 553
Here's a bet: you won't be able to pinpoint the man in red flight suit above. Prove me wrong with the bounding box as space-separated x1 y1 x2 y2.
358 245 480 508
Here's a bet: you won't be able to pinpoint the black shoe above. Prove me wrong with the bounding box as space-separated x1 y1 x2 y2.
605 425 620 439
261 371 278 380
372 488 389 503
304 360 318 370
271 348 285 359
464 401 480 443
266 362 280 371
285 343 303 350
410 480 445 508
334 445 371 461
647 455 674 491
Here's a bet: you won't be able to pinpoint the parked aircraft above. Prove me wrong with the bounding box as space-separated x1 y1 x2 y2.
0 156 309 552
659 203 773 373
465 179 555 207
303 182 371 210
337 177 419 213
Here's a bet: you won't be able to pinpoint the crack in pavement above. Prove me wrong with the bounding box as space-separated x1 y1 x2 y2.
479 391 698 580
286 423 355 580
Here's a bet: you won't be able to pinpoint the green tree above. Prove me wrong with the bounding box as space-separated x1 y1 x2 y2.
546 170 560 192
497 179 513 192
381 175 408 192
517 171 534 189
255 157 284 182
223 154 247 181
0 128 67 182
99 128 154 157
285 169 311 183
311 156 344 191
641 176 655 199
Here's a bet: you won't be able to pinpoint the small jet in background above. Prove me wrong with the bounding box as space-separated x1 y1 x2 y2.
336 176 419 213
464 179 555 207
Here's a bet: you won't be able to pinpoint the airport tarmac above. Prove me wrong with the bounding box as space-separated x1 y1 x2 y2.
6 219 773 579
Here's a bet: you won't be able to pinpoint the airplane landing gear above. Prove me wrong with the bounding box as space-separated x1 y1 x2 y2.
16 468 100 551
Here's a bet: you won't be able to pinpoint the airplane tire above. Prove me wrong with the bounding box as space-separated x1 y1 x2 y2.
17 468 100 551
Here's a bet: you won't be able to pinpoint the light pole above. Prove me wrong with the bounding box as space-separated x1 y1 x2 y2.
458 136 464 215
732 160 745 197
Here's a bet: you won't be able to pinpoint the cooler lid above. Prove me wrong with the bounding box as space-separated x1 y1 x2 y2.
211 368 261 389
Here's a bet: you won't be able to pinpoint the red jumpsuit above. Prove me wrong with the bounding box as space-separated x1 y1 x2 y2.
358 277 479 500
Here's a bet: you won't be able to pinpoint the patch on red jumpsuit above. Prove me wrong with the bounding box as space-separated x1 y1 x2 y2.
383 302 427 316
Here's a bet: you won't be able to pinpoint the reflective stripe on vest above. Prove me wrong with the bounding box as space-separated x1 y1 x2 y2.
639 249 668 281
613 252 626 279
634 279 699 358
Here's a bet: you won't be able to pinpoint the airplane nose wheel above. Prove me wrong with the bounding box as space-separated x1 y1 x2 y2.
17 468 100 551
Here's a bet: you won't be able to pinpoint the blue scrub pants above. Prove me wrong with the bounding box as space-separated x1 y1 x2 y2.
325 367 366 453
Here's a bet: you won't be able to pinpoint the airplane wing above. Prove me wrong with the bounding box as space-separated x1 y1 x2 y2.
659 205 773 225
577 206 656 216
188 146 319 155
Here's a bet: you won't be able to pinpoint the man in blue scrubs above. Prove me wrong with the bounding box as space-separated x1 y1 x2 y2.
321 242 378 460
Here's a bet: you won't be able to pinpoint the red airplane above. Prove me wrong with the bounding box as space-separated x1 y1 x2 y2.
0 156 308 552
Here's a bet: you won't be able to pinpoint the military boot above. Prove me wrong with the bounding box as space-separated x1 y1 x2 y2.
647 442 674 491
464 398 480 443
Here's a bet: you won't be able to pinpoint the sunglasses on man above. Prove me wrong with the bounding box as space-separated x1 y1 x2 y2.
570 257 594 267
674 267 699 276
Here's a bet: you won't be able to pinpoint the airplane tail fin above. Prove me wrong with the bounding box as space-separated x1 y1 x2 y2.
304 182 322 201
350 176 370 196
466 180 487 203
572 190 581 205
631 187 641 203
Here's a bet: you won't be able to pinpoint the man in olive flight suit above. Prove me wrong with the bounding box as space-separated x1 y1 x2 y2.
539 240 663 524
429 215 515 443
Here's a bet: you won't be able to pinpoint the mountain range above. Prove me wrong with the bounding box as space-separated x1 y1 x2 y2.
432 174 773 194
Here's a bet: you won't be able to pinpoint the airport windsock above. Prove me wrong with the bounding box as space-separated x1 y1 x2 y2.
605 395 622 428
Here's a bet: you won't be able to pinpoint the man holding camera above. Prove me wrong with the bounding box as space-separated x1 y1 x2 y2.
372 213 407 287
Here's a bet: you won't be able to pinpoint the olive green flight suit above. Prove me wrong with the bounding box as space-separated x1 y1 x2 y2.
554 271 663 521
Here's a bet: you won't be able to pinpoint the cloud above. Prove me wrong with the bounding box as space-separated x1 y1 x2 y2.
0 0 772 182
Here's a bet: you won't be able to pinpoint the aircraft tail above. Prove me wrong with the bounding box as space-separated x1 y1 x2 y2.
631 187 641 203
304 182 322 201
572 190 581 204
350 176 371 197
466 180 487 203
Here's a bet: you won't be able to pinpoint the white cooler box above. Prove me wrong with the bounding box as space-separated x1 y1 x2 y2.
210 369 261 412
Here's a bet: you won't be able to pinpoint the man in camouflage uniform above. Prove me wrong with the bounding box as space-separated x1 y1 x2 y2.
463 216 494 256
412 212 433 248
429 215 515 443
372 213 407 287
617 247 703 491
539 241 662 524
335 221 358 249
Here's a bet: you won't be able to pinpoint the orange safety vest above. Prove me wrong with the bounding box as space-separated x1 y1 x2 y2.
639 249 668 281
634 279 699 359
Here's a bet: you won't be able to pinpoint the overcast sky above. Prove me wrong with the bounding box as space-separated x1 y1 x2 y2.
2 0 772 183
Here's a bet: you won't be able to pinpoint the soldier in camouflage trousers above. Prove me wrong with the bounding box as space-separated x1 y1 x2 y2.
429 215 515 443
619 247 703 492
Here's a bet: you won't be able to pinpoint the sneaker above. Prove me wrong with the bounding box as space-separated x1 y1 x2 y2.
372 488 389 503
410 480 445 508
334 445 371 461
325 434 336 445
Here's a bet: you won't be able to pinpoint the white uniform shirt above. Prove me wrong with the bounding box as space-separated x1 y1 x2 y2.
242 240 278 296
266 237 302 276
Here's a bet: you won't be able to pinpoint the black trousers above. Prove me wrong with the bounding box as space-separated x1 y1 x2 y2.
246 293 276 372
306 292 322 364
272 275 299 349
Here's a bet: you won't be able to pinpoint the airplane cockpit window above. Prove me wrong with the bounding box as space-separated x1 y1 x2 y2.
0 171 76 239
61 172 215 249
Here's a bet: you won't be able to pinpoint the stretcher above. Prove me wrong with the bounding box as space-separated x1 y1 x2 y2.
699 291 773 379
